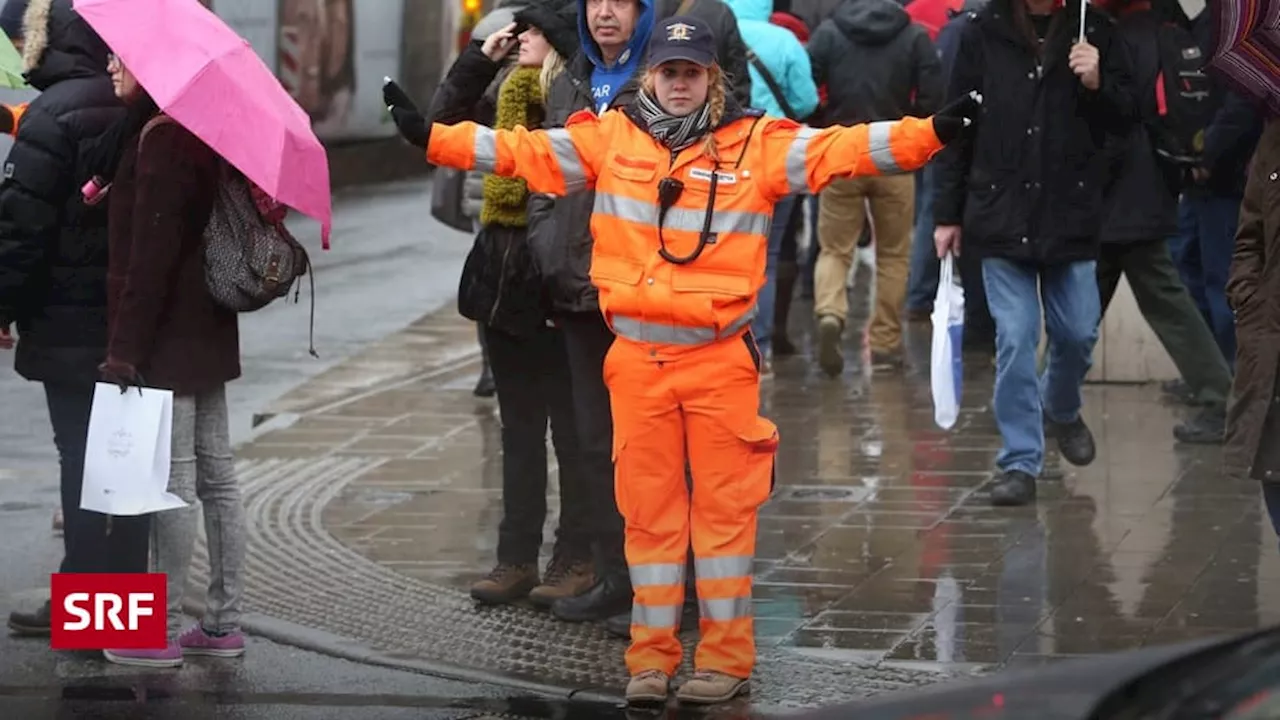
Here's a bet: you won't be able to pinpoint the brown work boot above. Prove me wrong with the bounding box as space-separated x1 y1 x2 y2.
528 554 594 609
625 669 671 705
469 564 538 605
816 315 843 377
676 670 750 705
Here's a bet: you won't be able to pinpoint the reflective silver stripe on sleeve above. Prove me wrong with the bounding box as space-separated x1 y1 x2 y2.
547 128 588 193
694 555 754 580
867 121 903 174
473 126 497 173
632 603 681 629
593 192 771 238
698 596 753 622
611 305 757 346
785 127 820 194
630 563 685 587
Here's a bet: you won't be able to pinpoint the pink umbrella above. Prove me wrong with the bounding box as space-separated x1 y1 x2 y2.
73 0 332 248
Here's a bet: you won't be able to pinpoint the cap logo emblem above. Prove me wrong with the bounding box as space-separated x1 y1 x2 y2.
666 22 696 41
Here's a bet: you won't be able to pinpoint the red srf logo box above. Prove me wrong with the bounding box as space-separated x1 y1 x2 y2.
50 573 167 650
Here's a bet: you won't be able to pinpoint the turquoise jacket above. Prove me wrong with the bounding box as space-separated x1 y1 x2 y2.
723 0 818 120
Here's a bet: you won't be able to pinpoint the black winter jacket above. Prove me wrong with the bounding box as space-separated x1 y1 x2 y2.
808 0 944 125
0 0 124 387
1099 9 1177 244
933 0 1135 265
529 0 752 314
1187 12 1262 199
430 44 548 338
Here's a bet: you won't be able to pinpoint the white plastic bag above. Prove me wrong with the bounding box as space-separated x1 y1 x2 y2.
930 255 966 429
81 383 188 516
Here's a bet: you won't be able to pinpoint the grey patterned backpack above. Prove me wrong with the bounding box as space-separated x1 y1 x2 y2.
140 115 316 354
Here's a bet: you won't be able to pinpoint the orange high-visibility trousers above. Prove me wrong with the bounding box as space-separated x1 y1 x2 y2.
604 331 778 679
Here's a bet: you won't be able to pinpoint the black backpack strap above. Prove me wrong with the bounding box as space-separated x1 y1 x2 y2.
746 49 799 120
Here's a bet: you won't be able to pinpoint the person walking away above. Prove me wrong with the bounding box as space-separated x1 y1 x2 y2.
905 0 989 324
808 0 943 375
725 0 817 377
428 2 596 608
1094 0 1232 444
1 0 148 636
1166 8 1261 383
1224 115 1280 545
517 0 753 628
96 55 247 667
384 14 976 703
933 0 1135 507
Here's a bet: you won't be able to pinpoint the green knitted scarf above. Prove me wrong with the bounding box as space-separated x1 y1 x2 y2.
481 66 545 228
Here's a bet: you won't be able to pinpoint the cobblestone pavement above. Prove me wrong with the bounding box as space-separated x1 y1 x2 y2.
189 274 1280 711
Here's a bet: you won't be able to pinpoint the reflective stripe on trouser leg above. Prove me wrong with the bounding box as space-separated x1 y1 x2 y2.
684 337 778 678
605 339 692 676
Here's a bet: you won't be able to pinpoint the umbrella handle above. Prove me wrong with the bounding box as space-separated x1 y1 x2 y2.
1079 0 1087 42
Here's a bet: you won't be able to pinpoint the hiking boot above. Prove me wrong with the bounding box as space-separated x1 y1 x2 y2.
178 624 246 658
1046 414 1096 467
470 564 539 605
8 601 50 636
1174 407 1226 445
676 670 750 705
816 316 843 378
626 669 671 705
528 556 594 609
551 572 632 623
104 642 183 668
989 470 1037 507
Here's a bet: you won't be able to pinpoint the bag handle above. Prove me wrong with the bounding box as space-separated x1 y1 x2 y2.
746 49 800 120
934 254 955 318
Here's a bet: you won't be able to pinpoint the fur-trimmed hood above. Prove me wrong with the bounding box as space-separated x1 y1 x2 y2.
21 0 111 91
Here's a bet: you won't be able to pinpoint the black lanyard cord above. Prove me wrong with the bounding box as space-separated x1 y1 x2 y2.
657 166 719 265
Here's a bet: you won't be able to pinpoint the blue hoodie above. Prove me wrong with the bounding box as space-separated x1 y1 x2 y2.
577 0 655 113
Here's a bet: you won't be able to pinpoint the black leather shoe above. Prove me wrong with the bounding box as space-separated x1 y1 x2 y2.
8 601 51 636
1046 415 1096 467
989 470 1037 507
551 574 632 623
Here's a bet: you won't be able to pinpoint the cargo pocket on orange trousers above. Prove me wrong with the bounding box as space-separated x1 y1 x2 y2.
728 414 778 510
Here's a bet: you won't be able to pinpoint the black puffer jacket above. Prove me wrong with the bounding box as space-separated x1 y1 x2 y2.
1098 9 1177 244
0 0 124 386
430 44 547 337
933 0 1135 265
528 0 752 314
808 0 943 124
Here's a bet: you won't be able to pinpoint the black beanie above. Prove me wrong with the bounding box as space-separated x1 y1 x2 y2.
514 0 579 62
0 0 28 40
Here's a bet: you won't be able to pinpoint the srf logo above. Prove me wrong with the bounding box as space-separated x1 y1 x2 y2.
50 573 167 650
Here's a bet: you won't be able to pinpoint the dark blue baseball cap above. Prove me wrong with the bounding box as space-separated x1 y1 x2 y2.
647 15 716 67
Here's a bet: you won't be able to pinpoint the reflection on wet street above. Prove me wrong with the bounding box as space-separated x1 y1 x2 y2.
32 274 1268 710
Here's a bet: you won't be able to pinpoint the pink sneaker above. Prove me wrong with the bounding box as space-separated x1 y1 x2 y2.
103 642 182 668
178 625 246 658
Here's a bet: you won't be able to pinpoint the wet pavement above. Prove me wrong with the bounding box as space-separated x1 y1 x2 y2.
168 263 1280 711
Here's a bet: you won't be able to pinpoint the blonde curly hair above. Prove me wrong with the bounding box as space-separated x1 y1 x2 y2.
641 62 727 164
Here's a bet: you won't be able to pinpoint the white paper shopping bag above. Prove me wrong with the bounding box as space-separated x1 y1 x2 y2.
81 383 188 516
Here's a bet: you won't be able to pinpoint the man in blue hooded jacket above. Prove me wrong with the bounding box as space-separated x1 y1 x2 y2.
527 0 752 626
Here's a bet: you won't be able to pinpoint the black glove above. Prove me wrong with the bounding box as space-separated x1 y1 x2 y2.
382 78 431 149
932 90 983 145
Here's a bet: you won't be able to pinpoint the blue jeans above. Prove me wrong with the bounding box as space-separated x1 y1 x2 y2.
753 194 799 358
1169 194 1239 366
907 164 940 311
983 258 1101 477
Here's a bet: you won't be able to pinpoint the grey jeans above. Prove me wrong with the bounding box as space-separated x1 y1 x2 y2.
151 385 246 637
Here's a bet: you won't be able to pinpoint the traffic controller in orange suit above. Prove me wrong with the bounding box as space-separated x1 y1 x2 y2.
387 13 976 703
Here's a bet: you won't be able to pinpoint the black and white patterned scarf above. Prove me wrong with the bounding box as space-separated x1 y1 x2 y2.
635 89 712 154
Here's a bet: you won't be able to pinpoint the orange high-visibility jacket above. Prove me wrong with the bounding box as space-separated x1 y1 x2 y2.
427 109 942 350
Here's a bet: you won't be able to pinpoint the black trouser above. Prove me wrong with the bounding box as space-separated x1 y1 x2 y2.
485 323 588 566
958 247 995 349
557 311 627 577
45 382 150 574
1097 239 1233 407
